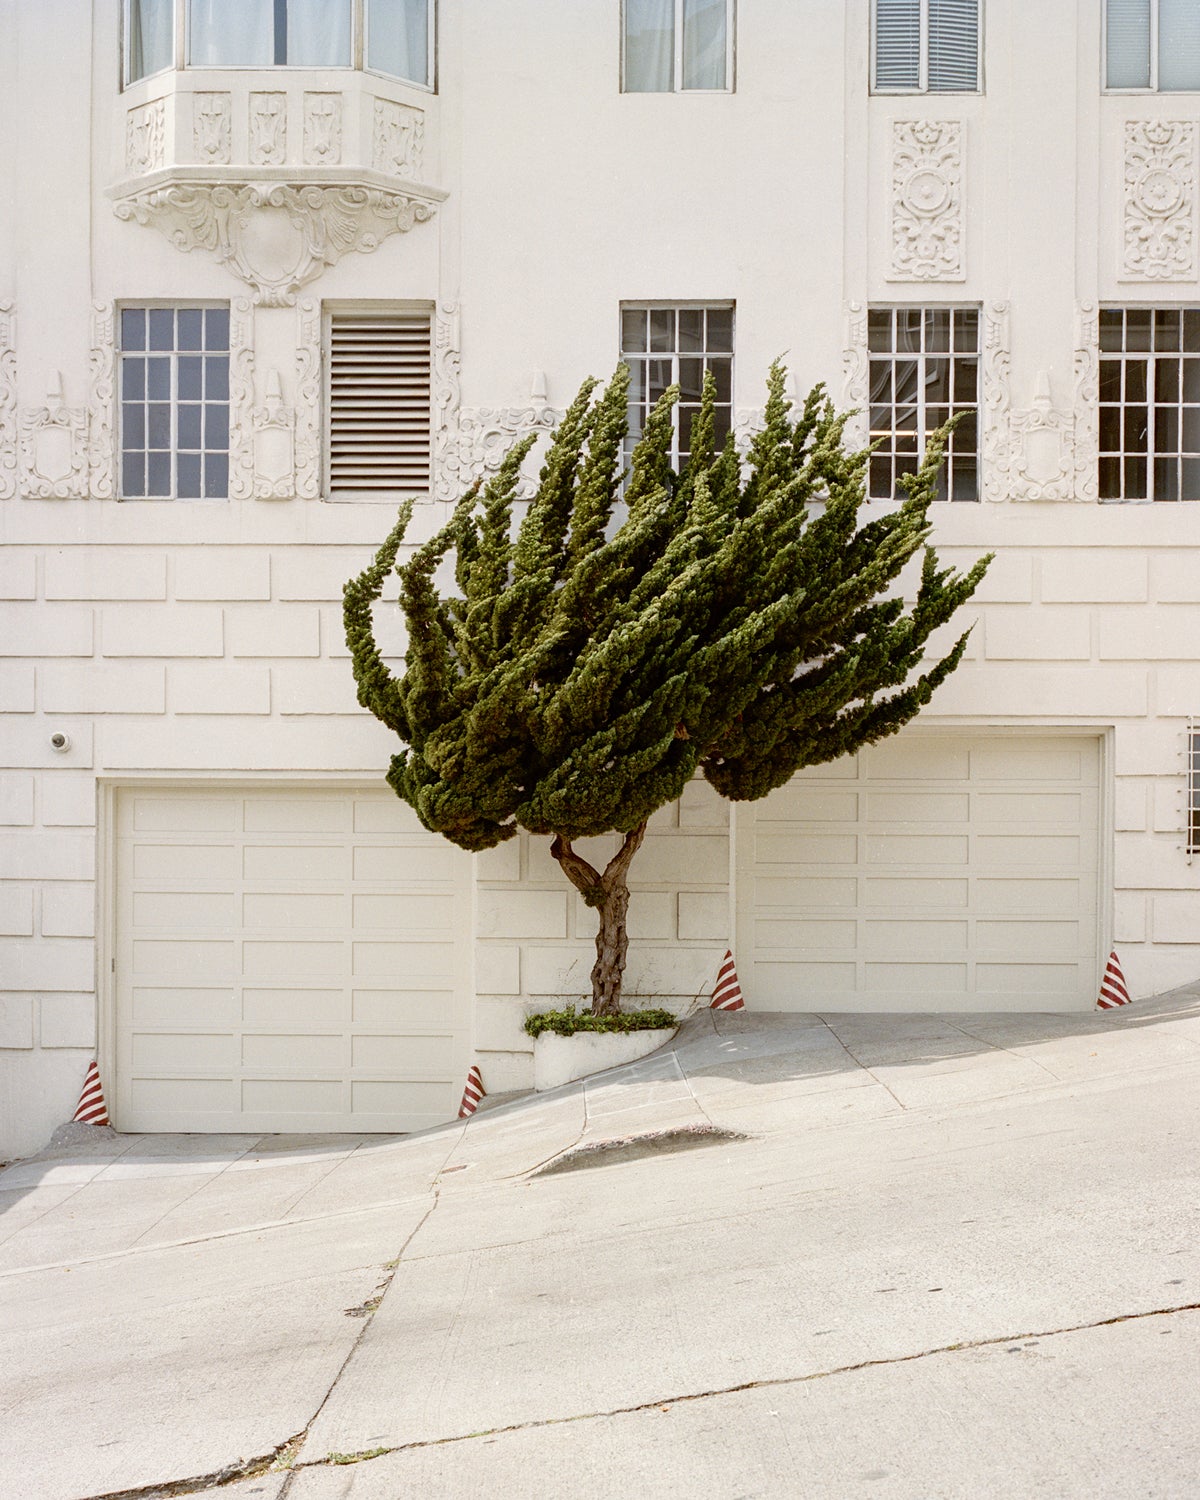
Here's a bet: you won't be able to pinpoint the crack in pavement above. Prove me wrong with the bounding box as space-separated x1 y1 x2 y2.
280 1299 1200 1474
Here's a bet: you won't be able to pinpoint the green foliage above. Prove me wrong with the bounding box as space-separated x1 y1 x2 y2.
523 1005 679 1038
344 363 990 853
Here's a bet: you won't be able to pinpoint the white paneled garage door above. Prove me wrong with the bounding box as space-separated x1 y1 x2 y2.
736 734 1103 1012
113 786 472 1133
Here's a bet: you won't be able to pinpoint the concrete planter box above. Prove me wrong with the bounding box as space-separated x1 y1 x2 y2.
532 1026 678 1092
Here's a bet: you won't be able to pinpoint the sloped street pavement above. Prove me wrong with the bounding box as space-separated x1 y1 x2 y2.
3 986 1199 1499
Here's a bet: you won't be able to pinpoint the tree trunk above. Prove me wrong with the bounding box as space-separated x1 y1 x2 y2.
550 821 648 1017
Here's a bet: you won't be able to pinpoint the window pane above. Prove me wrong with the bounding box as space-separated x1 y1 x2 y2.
1125 456 1147 496
367 0 430 85
953 308 978 351
1099 309 1125 351
1099 405 1122 451
705 307 733 351
121 308 146 351
206 357 230 402
147 450 171 497
177 404 202 450
1182 456 1200 497
1106 0 1151 87
122 359 145 400
1158 0 1200 90
204 404 229 449
204 452 229 498
1125 360 1148 403
127 0 173 81
177 309 204 350
925 358 951 402
708 357 732 403
1099 455 1121 497
204 308 230 350
1185 310 1200 350
189 0 273 65
146 359 171 399
1100 359 1122 402
677 358 705 402
678 309 704 352
925 309 950 351
868 309 893 352
1126 309 1153 351
682 0 727 89
621 308 648 354
950 455 977 500
122 452 146 497
148 308 174 351
178 357 203 401
1184 358 1200 402
625 0 674 91
147 403 171 449
649 309 675 353
647 358 672 402
123 405 145 448
1182 406 1200 450
928 0 978 91
875 0 920 88
1154 309 1181 349
1124 405 1149 451
177 453 202 499
287 0 352 65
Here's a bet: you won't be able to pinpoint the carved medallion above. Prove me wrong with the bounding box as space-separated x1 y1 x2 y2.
890 120 964 281
1123 120 1196 281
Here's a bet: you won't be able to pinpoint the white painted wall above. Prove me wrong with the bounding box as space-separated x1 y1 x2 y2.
2 1 1199 1156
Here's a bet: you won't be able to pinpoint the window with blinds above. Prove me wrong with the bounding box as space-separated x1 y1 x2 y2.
874 0 980 92
1106 0 1200 91
327 312 432 498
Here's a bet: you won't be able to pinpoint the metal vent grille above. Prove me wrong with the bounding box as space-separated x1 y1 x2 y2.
328 313 432 494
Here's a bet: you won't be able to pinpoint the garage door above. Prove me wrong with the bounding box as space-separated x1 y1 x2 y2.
113 786 472 1133
735 734 1103 1012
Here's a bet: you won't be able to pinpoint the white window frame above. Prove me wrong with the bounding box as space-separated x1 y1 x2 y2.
618 300 735 471
323 301 435 502
620 0 736 95
1102 0 1200 93
117 301 232 503
1096 305 1200 503
870 0 983 95
122 0 436 91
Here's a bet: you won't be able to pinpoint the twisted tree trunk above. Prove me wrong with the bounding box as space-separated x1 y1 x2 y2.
550 821 649 1016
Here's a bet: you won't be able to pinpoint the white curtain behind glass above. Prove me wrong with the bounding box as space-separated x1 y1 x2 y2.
682 0 727 89
368 0 431 84
128 0 173 80
1106 0 1151 88
288 0 352 65
625 0 674 91
189 0 273 65
1159 0 1200 89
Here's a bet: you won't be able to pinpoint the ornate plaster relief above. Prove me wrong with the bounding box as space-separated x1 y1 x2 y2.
294 298 322 499
1123 120 1196 281
19 373 89 499
228 297 258 499
303 94 342 165
113 181 439 306
0 302 15 500
249 93 287 165
890 120 964 281
87 302 117 500
193 93 232 164
841 300 870 450
431 301 462 501
126 99 165 175
1072 301 1100 503
980 301 1011 501
372 99 424 178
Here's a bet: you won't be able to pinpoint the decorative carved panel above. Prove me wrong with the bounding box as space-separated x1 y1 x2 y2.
228 298 257 499
249 93 287 166
126 99 165 175
193 93 232 164
438 405 564 502
1123 120 1196 281
431 302 462 501
113 182 439 306
88 302 116 500
303 94 342 165
0 302 15 500
980 301 1011 502
841 300 869 450
372 99 424 178
294 298 322 499
1006 377 1077 501
890 120 964 282
19 374 88 499
1073 301 1100 503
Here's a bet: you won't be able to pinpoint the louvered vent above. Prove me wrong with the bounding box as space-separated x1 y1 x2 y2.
328 313 432 494
928 0 978 90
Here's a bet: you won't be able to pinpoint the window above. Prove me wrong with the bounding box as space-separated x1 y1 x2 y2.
1189 721 1200 859
1099 309 1200 501
1106 0 1200 91
867 307 978 502
620 305 733 472
873 0 980 92
327 311 432 496
124 0 433 87
623 0 732 93
119 307 230 501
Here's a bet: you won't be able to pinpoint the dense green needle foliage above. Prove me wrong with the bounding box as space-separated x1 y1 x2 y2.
345 363 989 851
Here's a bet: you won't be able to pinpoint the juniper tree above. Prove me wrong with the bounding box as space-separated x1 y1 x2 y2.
344 365 990 1016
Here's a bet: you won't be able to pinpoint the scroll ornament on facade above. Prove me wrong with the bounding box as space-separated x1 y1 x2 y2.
113 182 439 306
0 302 15 500
1072 301 1101 502
18 372 89 499
1123 120 1196 281
890 120 964 281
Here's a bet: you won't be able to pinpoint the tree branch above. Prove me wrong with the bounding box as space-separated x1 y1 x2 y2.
550 834 604 905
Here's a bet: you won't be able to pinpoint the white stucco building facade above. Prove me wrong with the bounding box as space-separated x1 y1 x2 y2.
2 0 1199 1158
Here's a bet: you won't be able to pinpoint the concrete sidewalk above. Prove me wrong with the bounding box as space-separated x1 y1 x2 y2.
3 986 1200 1498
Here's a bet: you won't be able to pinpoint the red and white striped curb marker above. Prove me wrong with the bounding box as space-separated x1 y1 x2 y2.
73 1060 111 1126
710 949 746 1011
458 1064 486 1118
1096 950 1132 1010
